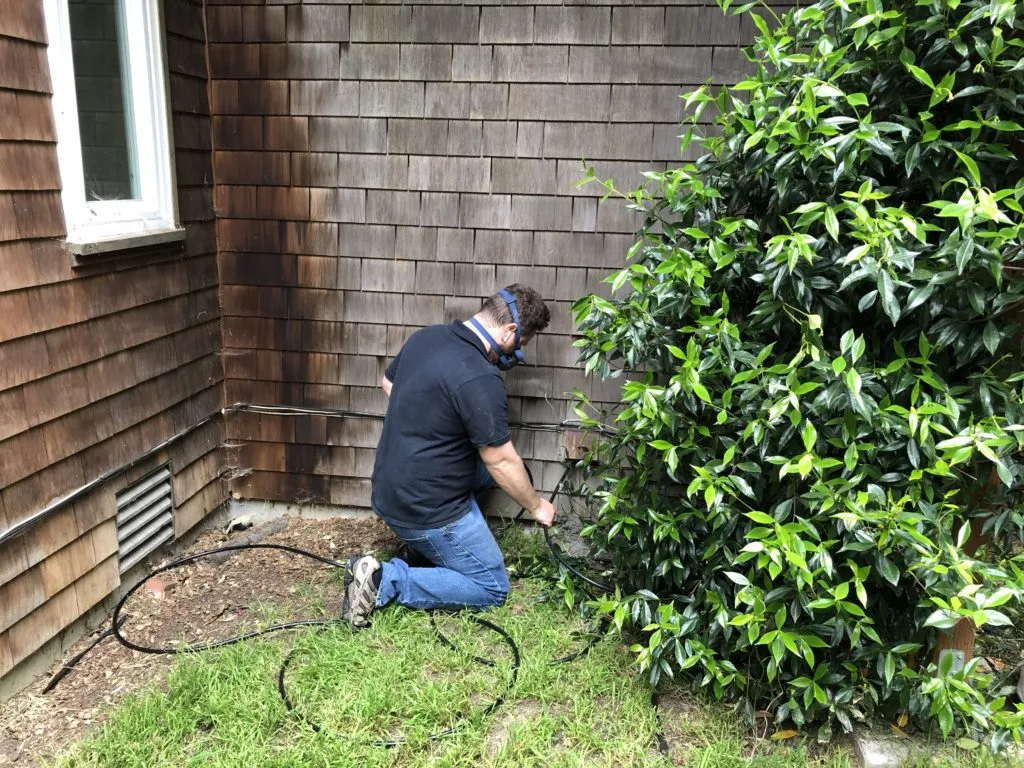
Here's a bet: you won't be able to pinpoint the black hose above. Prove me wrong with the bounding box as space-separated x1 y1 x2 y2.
432 609 605 667
105 533 602 745
111 544 348 655
540 467 613 596
108 542 525 746
55 461 670 756
542 525 613 596
104 537 604 747
541 466 690 609
42 614 130 694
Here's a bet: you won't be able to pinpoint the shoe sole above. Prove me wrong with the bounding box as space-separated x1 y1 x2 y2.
339 556 358 622
347 557 379 629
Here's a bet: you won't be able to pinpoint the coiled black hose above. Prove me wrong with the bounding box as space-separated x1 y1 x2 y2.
106 542 531 747
83 468 629 749
49 466 670 756
278 613 521 748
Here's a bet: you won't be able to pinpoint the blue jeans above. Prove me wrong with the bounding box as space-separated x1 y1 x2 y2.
375 464 509 611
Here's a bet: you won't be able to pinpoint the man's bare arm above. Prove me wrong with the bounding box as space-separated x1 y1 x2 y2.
479 441 555 526
381 375 393 398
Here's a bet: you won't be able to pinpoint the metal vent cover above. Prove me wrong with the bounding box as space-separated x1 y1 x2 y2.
116 465 174 574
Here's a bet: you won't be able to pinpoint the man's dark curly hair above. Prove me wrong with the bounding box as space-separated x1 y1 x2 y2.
481 283 550 339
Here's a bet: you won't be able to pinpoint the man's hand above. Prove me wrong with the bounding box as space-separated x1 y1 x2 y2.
530 498 556 527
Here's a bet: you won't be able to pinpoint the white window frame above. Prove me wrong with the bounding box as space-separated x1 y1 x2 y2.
43 0 180 250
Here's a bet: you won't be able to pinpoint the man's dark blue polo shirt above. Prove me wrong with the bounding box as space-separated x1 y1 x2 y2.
371 322 510 530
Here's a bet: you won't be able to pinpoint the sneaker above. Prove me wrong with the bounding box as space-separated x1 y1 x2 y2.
340 555 381 628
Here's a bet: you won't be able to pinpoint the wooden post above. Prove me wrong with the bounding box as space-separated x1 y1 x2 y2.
930 519 992 666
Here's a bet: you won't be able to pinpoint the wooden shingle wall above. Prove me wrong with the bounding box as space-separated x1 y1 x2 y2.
211 0 766 506
0 0 225 679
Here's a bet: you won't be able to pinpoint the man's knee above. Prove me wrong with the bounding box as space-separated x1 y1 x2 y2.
483 585 509 607
484 570 510 606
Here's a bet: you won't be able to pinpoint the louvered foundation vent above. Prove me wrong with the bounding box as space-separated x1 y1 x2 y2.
116 466 174 574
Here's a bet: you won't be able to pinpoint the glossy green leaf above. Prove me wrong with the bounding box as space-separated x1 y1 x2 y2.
568 0 1024 744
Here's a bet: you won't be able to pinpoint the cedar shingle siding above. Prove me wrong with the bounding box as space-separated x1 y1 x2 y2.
0 0 224 678
213 1 763 506
0 0 773 683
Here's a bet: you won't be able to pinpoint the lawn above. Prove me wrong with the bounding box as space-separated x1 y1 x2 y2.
52 581 854 768
42 523 854 768
30 520 1019 768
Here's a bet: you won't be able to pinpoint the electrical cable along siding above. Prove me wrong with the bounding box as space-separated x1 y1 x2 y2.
115 466 174 574
0 403 615 550
0 411 220 549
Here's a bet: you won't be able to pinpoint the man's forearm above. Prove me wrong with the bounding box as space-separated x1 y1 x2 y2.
482 448 541 514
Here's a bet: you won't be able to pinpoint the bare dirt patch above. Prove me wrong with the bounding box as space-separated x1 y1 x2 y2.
0 515 399 767
977 621 1024 684
655 689 716 765
485 696 543 757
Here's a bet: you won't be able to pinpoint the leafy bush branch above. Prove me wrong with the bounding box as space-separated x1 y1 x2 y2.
572 0 1024 750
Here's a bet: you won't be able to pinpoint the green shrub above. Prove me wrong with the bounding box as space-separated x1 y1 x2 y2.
571 0 1024 750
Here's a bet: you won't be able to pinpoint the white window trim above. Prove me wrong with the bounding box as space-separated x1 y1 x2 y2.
43 0 181 250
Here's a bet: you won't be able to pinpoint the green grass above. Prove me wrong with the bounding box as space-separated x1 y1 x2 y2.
45 527 1016 768
51 575 857 768
54 580 652 768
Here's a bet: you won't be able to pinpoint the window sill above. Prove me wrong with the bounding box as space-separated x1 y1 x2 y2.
67 227 187 263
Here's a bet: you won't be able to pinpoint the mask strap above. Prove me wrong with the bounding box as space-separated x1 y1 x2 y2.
468 292 526 370
468 317 503 358
498 289 522 351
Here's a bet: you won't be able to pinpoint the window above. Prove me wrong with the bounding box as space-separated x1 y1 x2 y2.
43 0 180 252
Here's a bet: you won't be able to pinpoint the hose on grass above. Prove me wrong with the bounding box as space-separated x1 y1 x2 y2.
47 466 670 757
104 542 528 747
278 613 521 748
50 468 623 750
